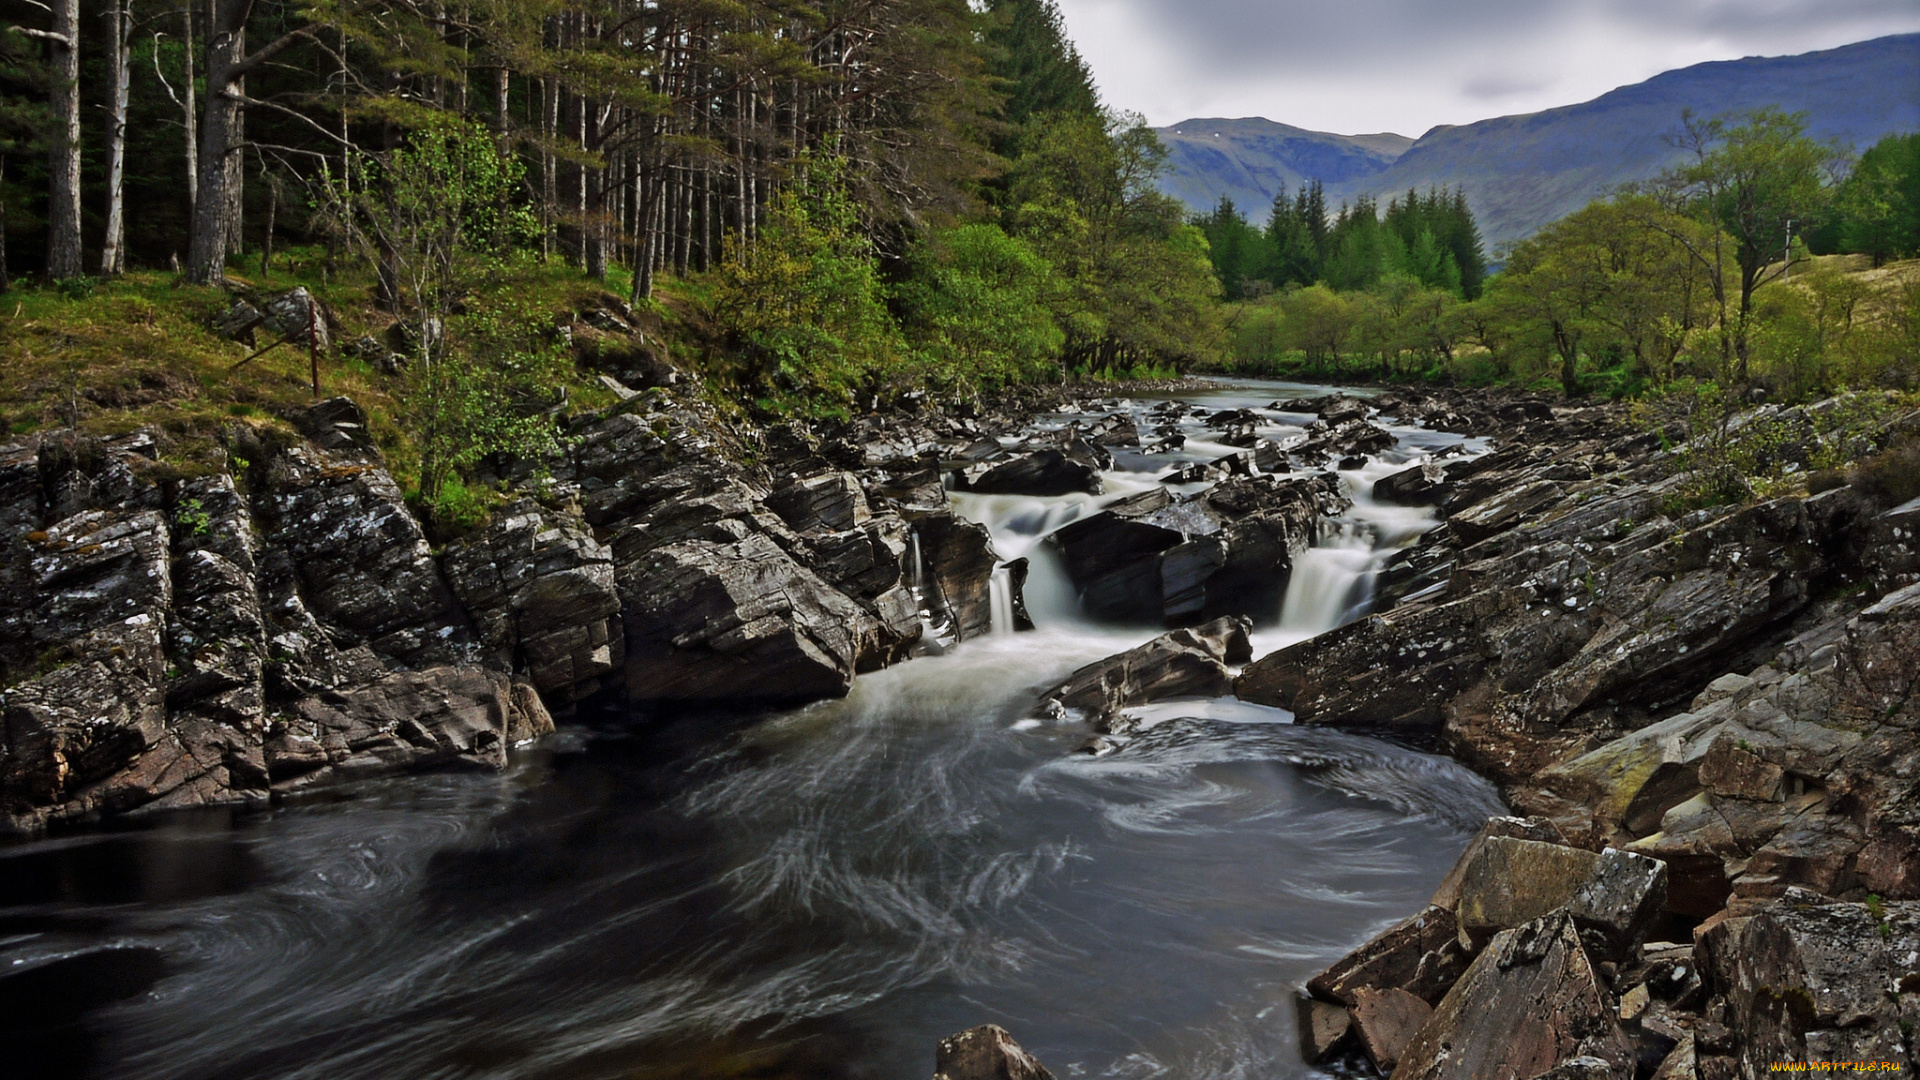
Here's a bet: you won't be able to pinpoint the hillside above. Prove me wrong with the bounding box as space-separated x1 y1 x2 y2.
1154 118 1413 214
1157 33 1920 250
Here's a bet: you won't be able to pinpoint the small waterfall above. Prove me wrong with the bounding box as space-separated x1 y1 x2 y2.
989 565 1016 635
1277 522 1378 636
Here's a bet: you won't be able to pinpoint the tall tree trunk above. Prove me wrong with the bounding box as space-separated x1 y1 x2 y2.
225 58 245 258
101 0 133 277
186 0 249 284
45 0 83 280
182 6 197 218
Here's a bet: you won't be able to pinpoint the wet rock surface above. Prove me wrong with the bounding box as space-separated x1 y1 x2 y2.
1034 615 1251 732
931 1024 1056 1080
1274 387 1920 1077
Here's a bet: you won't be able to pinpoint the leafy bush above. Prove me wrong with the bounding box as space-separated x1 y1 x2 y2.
1849 435 1920 506
899 223 1064 392
709 155 904 415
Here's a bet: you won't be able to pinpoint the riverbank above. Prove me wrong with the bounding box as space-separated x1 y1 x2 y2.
2 376 1915 1079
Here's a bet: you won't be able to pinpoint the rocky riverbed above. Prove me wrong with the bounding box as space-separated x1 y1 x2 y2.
1 377 1915 1079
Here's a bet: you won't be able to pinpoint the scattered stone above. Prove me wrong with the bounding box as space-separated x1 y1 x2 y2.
931 1024 1055 1080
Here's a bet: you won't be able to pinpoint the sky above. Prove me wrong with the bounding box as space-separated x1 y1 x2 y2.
1049 0 1920 137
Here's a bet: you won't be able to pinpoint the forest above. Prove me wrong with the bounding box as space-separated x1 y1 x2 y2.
0 0 1220 400
1207 121 1920 401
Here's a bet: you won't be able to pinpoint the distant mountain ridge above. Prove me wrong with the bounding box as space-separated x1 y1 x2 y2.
1155 33 1920 251
1155 119 1413 215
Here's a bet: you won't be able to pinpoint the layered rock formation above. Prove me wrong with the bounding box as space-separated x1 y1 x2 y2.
0 383 1065 832
1247 389 1920 1076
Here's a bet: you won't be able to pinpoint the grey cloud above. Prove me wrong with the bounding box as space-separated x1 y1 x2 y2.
1071 0 1920 72
1461 73 1553 100
1056 0 1920 131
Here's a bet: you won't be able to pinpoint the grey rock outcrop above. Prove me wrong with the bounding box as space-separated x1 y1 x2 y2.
1034 615 1251 731
931 1024 1055 1080
444 501 623 702
1047 475 1346 625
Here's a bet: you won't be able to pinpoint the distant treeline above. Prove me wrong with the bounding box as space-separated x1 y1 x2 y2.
1212 120 1920 402
1198 183 1489 300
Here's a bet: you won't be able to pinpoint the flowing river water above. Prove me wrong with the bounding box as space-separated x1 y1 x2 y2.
1 380 1506 1080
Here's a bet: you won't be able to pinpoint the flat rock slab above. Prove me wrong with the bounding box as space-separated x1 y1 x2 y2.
1350 986 1430 1073
1455 836 1602 942
1393 911 1634 1080
1307 904 1466 1006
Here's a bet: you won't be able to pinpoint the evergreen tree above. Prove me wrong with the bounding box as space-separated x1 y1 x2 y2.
1262 183 1317 287
983 0 1099 144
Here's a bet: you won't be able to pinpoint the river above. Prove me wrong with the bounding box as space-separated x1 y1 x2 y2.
0 380 1505 1080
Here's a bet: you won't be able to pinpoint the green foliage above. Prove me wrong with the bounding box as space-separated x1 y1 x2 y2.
898 223 1064 392
422 475 499 537
1002 111 1225 372
54 276 95 300
1823 133 1920 266
317 117 535 355
1643 381 1898 511
400 290 572 512
316 120 561 505
711 156 905 415
174 497 211 537
1664 108 1848 376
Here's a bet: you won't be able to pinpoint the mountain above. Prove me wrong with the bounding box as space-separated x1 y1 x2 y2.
1154 119 1413 216
1155 33 1920 251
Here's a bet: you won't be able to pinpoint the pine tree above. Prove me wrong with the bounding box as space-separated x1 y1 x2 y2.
983 0 1099 142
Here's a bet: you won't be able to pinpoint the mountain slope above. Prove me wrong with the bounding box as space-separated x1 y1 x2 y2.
1154 118 1413 216
1157 33 1920 250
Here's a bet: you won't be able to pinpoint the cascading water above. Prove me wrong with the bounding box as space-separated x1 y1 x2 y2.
988 565 1016 635
0 379 1502 1080
1277 521 1378 636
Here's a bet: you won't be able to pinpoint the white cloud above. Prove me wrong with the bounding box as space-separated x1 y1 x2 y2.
1050 0 1920 134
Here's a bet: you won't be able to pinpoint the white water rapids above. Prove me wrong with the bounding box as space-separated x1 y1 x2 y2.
0 379 1504 1080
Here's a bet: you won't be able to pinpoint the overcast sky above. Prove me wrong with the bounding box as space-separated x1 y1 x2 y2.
1050 0 1920 136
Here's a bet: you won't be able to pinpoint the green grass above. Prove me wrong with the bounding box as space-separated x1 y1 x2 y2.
1 248 637 492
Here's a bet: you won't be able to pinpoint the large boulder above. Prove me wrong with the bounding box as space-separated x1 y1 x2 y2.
965 449 1101 497
1704 897 1920 1074
1374 460 1448 506
1392 911 1635 1080
915 512 1000 642
1048 476 1344 626
1453 836 1603 944
1034 616 1250 731
931 1024 1055 1080
617 533 878 703
1306 904 1469 1008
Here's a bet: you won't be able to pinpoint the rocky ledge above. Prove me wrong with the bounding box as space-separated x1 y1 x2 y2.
1250 390 1920 1077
